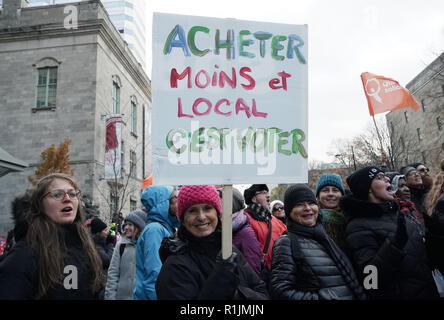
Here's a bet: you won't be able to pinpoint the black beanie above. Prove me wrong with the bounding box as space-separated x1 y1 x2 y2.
346 166 383 201
91 218 107 234
244 184 269 205
284 184 317 217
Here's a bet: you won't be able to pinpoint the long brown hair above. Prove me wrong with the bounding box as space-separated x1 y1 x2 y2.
426 168 444 216
25 173 103 299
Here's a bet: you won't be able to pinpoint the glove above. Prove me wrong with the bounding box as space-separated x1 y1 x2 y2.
216 250 239 275
391 212 408 249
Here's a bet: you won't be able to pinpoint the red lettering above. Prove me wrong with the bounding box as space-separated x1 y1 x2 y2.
251 98 267 118
171 67 191 88
219 68 236 89
192 98 212 116
214 99 232 116
240 67 255 90
235 98 251 118
177 97 193 118
195 70 210 89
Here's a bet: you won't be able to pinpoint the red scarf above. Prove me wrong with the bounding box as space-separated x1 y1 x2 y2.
396 198 424 223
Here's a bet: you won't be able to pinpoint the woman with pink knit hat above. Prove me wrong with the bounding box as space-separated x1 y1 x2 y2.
155 185 269 300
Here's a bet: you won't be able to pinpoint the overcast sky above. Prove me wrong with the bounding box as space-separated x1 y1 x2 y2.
145 0 444 164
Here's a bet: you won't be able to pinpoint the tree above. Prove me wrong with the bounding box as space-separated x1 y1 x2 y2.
328 118 418 173
28 136 74 185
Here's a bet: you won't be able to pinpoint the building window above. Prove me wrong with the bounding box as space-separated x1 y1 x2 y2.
417 128 422 141
130 150 136 177
130 199 137 212
438 116 442 131
404 111 409 123
131 101 137 133
36 67 57 108
112 81 120 114
421 99 426 112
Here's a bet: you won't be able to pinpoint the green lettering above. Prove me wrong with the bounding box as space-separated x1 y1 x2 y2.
271 35 287 61
268 127 281 153
166 129 187 154
291 129 308 158
187 26 210 57
278 131 291 156
239 30 255 58
190 127 205 152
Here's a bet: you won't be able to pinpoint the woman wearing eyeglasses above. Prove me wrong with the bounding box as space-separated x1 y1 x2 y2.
340 166 439 299
0 173 104 300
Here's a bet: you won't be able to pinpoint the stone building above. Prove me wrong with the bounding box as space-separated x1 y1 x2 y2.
385 53 444 175
0 0 152 237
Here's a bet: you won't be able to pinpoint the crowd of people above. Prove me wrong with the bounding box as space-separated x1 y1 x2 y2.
0 158 444 300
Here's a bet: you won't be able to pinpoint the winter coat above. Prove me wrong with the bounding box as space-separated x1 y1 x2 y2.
410 185 430 218
133 186 178 300
340 194 439 300
104 236 137 300
156 224 269 300
0 224 101 300
244 206 287 269
93 235 114 271
424 194 444 275
232 210 262 275
270 221 366 300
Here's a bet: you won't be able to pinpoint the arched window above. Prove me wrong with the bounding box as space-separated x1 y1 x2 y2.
33 57 61 109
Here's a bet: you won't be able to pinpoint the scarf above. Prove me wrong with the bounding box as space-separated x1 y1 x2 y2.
246 203 271 223
396 198 424 223
318 208 347 251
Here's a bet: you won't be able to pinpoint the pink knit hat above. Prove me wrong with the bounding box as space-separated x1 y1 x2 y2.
177 185 222 220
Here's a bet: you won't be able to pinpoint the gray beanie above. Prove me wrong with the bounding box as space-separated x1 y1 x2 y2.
400 166 416 177
232 188 245 213
124 210 146 230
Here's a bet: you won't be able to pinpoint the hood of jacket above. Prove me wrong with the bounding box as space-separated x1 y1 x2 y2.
141 185 178 231
339 193 399 221
10 194 32 241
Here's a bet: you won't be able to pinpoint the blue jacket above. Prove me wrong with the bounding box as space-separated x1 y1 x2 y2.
133 186 179 300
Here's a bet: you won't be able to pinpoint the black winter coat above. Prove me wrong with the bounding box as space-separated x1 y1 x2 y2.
0 224 101 300
270 222 366 300
340 194 439 300
156 225 269 300
425 194 444 274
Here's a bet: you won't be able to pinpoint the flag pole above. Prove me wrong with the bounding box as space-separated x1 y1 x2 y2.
221 185 233 259
372 115 384 155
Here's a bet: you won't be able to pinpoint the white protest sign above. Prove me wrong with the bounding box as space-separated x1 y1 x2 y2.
152 12 308 185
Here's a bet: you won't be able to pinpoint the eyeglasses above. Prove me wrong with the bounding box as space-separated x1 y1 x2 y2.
418 167 429 173
273 206 284 211
43 189 81 201
374 172 387 180
255 190 268 196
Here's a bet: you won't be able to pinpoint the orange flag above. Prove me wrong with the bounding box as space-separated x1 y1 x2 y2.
142 173 152 190
360 72 420 116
